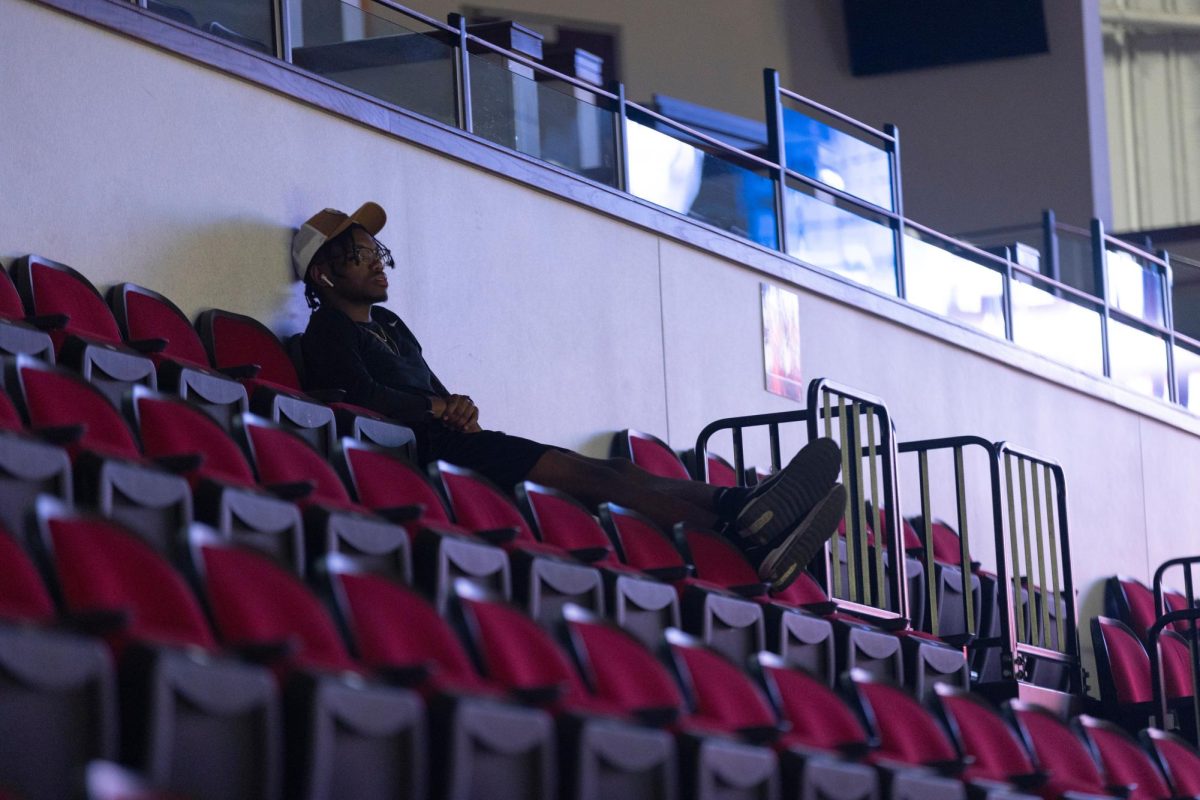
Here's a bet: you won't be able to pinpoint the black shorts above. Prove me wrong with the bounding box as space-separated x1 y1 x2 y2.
419 423 556 493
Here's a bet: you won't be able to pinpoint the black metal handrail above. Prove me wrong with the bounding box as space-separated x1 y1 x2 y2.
777 86 895 143
1148 607 1200 738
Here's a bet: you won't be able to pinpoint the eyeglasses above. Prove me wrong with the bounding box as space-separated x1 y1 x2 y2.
350 241 395 269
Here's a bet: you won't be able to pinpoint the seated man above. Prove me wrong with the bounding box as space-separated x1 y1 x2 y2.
296 202 845 590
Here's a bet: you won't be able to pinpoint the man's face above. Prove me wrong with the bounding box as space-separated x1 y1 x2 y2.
328 228 391 305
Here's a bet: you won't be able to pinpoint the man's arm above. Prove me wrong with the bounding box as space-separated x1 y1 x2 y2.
302 325 435 423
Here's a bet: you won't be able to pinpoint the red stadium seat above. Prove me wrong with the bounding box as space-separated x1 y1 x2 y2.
611 428 693 480
931 684 1045 792
1075 715 1172 800
0 266 54 362
1005 700 1117 800
1141 728 1200 798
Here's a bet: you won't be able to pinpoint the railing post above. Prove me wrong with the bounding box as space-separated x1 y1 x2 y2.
611 81 630 193
451 13 474 133
1002 244 1016 341
1042 209 1060 283
273 0 292 62
763 69 789 257
1162 250 1178 404
887 123 906 299
1092 218 1113 378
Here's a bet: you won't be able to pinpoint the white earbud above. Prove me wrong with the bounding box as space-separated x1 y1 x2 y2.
319 274 334 287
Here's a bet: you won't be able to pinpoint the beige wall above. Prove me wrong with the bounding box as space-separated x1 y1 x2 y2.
1 0 1195 691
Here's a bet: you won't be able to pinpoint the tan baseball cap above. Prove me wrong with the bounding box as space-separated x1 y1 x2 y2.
291 201 387 282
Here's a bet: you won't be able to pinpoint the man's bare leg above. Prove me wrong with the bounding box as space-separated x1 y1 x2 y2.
525 450 720 531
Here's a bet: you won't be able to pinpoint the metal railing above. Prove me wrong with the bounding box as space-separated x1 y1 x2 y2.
691 378 906 622
1150 558 1200 738
126 0 1200 416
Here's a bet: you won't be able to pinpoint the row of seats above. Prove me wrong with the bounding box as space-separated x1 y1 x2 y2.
10 496 1200 800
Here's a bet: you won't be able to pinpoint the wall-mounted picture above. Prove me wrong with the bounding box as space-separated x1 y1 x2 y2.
761 283 803 401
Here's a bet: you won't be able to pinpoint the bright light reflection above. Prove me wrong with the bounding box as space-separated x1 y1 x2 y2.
1010 281 1103 374
1109 320 1168 399
905 235 1005 338
1181 346 1200 410
626 120 703 215
1107 249 1159 324
784 186 896 295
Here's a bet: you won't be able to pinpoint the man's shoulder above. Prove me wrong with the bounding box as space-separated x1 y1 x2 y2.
304 304 358 338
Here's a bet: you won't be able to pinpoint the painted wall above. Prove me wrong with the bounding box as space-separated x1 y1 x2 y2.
1 0 1195 690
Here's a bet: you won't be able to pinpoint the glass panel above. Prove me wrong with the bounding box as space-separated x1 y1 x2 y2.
904 233 1006 338
1109 320 1169 400
1106 248 1166 327
626 119 778 248
1054 228 1098 296
1010 280 1104 374
783 184 896 295
468 52 618 187
1175 345 1200 411
290 1 458 127
147 0 274 53
781 106 893 211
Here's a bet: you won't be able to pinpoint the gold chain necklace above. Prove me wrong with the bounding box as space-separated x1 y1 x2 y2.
364 323 398 354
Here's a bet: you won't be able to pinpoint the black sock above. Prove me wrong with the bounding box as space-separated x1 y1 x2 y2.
713 486 753 522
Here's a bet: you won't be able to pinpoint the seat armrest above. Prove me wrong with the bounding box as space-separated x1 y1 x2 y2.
266 480 316 501
127 337 168 354
26 313 69 331
377 663 432 687
730 582 769 598
1008 772 1048 791
232 639 297 665
36 424 86 446
633 706 679 727
375 504 425 524
218 363 261 380
644 565 692 582
65 608 131 635
475 527 519 545
509 683 564 705
568 547 610 564
153 452 205 474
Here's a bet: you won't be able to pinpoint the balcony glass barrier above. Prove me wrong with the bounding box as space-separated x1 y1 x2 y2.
146 0 274 53
1175 344 1200 411
626 113 778 249
1010 277 1104 375
780 103 893 212
1108 318 1169 400
783 180 896 295
467 47 618 187
1106 246 1166 328
904 230 1006 338
1055 226 1099 297
290 0 458 126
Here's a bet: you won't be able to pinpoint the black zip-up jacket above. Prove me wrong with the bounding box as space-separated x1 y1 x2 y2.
300 304 448 424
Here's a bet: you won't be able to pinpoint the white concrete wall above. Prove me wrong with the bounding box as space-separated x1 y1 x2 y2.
2 0 1197 691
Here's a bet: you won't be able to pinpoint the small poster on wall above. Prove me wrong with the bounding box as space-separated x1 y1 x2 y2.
761 283 804 401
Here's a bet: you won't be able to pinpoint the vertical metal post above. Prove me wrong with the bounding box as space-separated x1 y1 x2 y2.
953 446 975 635
886 123 906 299
919 450 937 636
452 14 474 134
1002 245 1015 342
880 414 906 618
732 427 745 483
611 81 630 193
1092 218 1113 378
1163 251 1178 404
1052 461 1081 693
1042 209 1061 283
768 423 782 473
991 445 1019 680
764 69 790 257
272 0 292 62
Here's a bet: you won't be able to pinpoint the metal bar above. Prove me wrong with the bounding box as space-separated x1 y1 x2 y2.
732 428 745 484
768 423 782 474
1003 245 1016 342
867 407 884 605
833 391 849 600
367 0 458 33
1043 209 1061 285
1011 264 1105 307
273 0 291 62
1043 464 1064 652
1018 457 1036 646
850 401 868 605
880 413 906 617
1030 458 1050 649
919 449 937 636
777 86 894 142
764 69 790 257
783 168 901 223
612 81 630 193
888 123 906 300
1093 218 1113 378
955 446 975 634
625 101 778 171
1005 453 1025 644
462 32 620 100
454 14 473 133
990 445 1019 678
904 218 1011 272
1163 251 1179 404
1107 307 1177 340
1102 232 1171 270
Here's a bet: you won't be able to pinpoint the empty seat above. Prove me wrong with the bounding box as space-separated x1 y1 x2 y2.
189 530 426 800
518 481 679 647
1074 715 1172 800
334 438 511 611
433 461 604 626
1141 728 1200 798
908 517 984 646
321 556 555 800
0 373 72 539
598 502 766 666
33 501 281 800
611 428 693 479
0 265 54 361
108 283 248 428
7 355 192 552
129 388 304 570
236 413 411 580
845 671 966 800
197 308 338 454
0 521 116 800
1005 700 1117 799
11 255 156 405
451 586 676 800
931 684 1046 794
